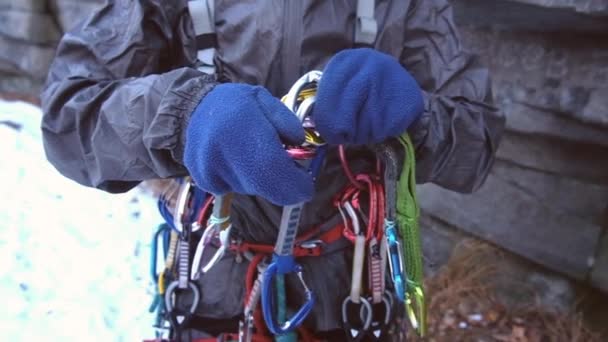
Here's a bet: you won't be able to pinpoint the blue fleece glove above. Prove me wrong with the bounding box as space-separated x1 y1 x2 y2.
312 48 425 145
183 83 314 206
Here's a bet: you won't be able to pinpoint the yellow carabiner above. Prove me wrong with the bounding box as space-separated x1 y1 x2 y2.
281 75 326 147
405 281 426 337
304 129 325 146
297 87 316 101
158 270 167 295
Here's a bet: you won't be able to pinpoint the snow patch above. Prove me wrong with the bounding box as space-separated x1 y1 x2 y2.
1 100 160 341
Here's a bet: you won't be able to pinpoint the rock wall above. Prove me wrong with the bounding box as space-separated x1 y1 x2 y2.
422 0 608 292
0 0 103 97
1 0 607 291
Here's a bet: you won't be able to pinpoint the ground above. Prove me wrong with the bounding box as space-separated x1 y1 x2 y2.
406 241 604 342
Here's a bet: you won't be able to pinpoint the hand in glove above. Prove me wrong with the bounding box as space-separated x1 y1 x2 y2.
184 83 313 205
312 48 424 145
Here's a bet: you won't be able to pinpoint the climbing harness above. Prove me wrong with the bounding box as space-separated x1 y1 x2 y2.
144 70 427 341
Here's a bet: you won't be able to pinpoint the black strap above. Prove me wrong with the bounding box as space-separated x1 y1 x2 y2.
196 33 218 51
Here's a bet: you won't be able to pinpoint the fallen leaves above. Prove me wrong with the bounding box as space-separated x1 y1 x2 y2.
400 240 603 342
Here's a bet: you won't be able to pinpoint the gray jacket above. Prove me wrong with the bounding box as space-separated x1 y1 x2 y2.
40 0 505 334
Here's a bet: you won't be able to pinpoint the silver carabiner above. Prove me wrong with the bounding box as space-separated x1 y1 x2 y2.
173 179 192 234
191 194 234 279
360 292 393 340
282 70 323 117
173 178 203 234
164 280 200 329
342 296 373 341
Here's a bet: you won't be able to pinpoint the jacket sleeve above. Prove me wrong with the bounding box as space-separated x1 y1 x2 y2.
40 0 218 193
400 0 506 193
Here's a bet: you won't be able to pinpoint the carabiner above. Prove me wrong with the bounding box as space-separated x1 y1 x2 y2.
191 194 234 279
173 179 192 234
342 296 373 342
282 70 322 119
261 263 315 335
296 96 317 128
405 281 427 337
286 146 316 160
384 221 406 302
164 280 200 330
360 292 393 341
261 202 315 335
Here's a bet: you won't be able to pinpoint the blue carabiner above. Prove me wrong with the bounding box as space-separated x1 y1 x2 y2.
261 261 315 335
385 224 406 302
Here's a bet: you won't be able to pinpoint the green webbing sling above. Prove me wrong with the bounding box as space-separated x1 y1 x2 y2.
396 134 427 337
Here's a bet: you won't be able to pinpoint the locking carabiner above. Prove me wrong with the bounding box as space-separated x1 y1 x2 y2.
262 261 315 334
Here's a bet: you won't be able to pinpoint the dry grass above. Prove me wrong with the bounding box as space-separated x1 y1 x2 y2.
402 240 603 342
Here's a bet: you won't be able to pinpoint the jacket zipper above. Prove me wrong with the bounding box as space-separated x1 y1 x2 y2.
281 0 303 91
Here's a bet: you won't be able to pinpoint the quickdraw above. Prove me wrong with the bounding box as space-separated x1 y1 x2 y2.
168 179 203 338
192 193 234 279
336 138 427 340
148 178 209 341
336 151 392 341
261 71 325 336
